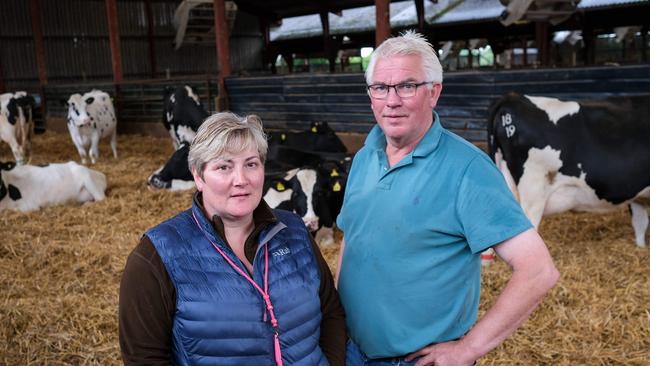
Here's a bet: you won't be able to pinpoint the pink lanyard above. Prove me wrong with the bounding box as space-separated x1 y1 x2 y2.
192 212 283 366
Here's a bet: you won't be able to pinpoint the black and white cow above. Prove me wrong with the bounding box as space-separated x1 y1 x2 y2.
263 159 349 246
1 92 36 165
147 142 195 191
65 90 118 164
267 121 348 160
149 120 347 191
0 161 107 212
147 85 209 189
488 92 650 247
162 85 209 149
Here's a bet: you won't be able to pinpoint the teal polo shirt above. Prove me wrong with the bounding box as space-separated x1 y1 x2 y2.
336 113 532 358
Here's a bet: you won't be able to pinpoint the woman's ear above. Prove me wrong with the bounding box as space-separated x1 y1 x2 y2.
191 167 204 191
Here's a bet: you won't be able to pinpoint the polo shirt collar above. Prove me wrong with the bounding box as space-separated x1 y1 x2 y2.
365 111 443 158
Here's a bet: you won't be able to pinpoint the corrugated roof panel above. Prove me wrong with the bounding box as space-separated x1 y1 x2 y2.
431 0 504 24
270 0 650 41
271 1 415 41
579 0 649 8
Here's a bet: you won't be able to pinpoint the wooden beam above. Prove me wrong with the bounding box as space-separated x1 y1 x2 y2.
259 17 276 73
415 0 425 33
642 26 648 63
375 0 390 47
29 0 48 86
582 20 595 65
320 11 336 72
105 0 123 83
213 0 231 111
0 58 5 93
144 0 157 78
535 21 550 66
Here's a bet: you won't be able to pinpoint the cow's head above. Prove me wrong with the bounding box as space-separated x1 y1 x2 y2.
308 122 348 152
1 92 35 165
312 160 349 228
264 168 320 232
66 93 95 127
162 85 208 147
0 161 19 202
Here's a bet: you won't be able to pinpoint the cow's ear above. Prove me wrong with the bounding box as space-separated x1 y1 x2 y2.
8 184 22 201
6 99 18 124
85 97 95 105
0 161 16 171
17 95 36 108
0 180 6 201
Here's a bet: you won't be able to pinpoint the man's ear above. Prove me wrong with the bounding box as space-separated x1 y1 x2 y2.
429 83 443 109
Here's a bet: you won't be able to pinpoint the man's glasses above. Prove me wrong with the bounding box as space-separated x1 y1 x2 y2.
367 81 433 99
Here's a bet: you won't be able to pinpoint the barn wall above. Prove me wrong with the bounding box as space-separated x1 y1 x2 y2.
226 64 650 145
43 77 219 135
0 0 263 92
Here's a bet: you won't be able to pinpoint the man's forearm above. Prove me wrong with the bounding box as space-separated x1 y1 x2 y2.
460 229 560 361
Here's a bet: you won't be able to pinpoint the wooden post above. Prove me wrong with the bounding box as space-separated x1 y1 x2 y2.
375 0 390 47
521 36 528 66
0 58 6 94
642 26 648 63
259 17 276 73
320 11 336 72
582 21 595 65
105 0 123 83
535 21 550 67
415 0 425 33
213 0 231 111
144 0 157 78
30 0 48 86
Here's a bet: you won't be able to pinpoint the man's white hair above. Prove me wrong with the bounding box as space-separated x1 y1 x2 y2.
365 30 443 85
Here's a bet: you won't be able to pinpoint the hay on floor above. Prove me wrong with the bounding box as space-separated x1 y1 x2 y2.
1 132 649 365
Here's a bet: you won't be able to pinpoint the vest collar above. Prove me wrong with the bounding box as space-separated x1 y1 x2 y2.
191 192 284 262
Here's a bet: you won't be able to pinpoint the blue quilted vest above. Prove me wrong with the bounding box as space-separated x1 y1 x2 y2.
147 202 328 366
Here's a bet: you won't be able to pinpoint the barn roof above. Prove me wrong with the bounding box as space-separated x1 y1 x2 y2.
270 0 650 41
233 0 409 20
579 0 649 8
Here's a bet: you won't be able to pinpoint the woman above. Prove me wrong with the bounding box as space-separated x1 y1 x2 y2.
119 112 346 366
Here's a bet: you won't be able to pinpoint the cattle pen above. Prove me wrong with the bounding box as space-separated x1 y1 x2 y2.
1 131 649 365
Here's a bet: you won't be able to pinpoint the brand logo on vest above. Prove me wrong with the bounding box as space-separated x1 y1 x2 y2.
272 247 291 257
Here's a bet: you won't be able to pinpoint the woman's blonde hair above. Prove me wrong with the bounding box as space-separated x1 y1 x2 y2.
188 112 267 178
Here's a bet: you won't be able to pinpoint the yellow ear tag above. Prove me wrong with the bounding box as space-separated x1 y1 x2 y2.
276 182 285 191
311 126 318 133
332 182 341 192
330 169 339 177
281 133 286 141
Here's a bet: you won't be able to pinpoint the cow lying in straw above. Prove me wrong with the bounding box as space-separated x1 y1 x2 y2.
1 161 107 212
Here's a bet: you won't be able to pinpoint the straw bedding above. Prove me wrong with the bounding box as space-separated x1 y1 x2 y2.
1 132 649 365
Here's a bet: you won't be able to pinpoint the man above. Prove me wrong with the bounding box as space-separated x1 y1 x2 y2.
335 31 559 366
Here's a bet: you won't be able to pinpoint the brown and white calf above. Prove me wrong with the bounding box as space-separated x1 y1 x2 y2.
65 90 118 164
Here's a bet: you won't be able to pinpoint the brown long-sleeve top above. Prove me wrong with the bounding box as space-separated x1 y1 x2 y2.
119 196 346 366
